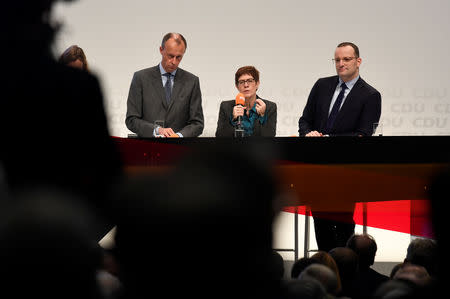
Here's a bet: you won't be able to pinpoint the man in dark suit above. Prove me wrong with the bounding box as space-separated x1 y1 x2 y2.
298 42 381 251
125 33 204 137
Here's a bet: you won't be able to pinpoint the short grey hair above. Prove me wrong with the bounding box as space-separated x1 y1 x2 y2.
161 32 187 50
298 264 339 295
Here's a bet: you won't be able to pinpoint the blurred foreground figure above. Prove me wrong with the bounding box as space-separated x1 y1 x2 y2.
113 141 281 299
429 167 449 296
0 188 102 299
1 0 122 240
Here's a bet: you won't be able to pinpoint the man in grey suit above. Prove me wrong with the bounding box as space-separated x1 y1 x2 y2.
126 33 204 137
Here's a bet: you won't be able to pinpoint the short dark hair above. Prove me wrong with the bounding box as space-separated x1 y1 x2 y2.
346 233 377 268
337 42 360 58
58 45 88 71
405 238 438 276
161 32 187 50
235 66 260 86
290 257 318 278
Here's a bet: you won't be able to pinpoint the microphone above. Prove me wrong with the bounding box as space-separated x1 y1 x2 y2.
235 93 245 126
235 92 245 106
234 93 245 138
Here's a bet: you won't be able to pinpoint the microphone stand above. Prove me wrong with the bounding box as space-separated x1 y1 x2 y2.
234 116 244 138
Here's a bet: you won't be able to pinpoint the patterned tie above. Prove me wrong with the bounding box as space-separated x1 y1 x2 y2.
326 82 348 132
163 73 172 103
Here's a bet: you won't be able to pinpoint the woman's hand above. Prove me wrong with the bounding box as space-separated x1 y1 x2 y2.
233 104 245 120
255 99 266 116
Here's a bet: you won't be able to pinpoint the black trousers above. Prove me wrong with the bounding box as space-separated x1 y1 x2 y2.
312 211 355 253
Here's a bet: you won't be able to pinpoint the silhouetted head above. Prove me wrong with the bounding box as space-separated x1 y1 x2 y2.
329 247 358 285
0 187 101 299
291 257 319 279
372 279 416 299
404 238 438 277
393 263 432 288
4 0 76 52
299 263 340 295
346 233 378 269
281 278 327 299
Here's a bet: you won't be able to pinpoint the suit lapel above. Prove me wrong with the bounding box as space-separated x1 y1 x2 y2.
149 65 168 109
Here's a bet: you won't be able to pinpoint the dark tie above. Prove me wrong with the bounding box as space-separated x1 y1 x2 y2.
326 82 348 132
163 73 172 103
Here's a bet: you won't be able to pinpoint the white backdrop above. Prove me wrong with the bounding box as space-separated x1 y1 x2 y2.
53 0 450 137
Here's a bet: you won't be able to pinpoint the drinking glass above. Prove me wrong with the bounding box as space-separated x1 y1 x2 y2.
373 122 383 136
154 120 165 137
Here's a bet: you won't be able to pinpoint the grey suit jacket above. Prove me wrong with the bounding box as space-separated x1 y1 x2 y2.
125 65 204 137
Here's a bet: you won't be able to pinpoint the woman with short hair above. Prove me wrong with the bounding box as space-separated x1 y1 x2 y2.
215 65 277 137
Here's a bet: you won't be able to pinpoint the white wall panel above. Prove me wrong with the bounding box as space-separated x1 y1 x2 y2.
53 0 450 137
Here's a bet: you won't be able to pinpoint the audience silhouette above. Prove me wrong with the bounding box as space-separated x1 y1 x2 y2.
328 247 358 297
280 278 328 299
271 249 286 280
372 279 418 299
113 142 281 299
1 0 123 241
0 187 102 299
404 237 438 278
393 263 432 288
346 234 389 299
310 251 342 294
298 263 340 297
429 167 449 296
291 257 320 279
389 262 404 279
374 262 434 299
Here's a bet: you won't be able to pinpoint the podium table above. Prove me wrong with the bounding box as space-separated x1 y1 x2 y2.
113 136 450 258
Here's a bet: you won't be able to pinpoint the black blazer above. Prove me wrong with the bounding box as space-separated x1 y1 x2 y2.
215 97 277 137
298 76 381 136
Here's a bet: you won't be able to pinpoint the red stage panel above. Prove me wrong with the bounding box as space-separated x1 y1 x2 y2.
282 200 433 238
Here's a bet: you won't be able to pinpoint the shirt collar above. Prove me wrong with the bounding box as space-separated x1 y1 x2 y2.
339 75 359 90
159 63 177 76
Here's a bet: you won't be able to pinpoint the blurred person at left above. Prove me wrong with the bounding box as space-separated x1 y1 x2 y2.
1 0 123 241
0 188 103 299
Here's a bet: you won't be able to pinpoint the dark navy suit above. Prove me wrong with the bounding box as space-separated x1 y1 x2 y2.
299 75 381 136
298 75 381 252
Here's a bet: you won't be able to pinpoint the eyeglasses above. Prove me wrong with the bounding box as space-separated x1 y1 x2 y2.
332 57 357 64
237 78 256 86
